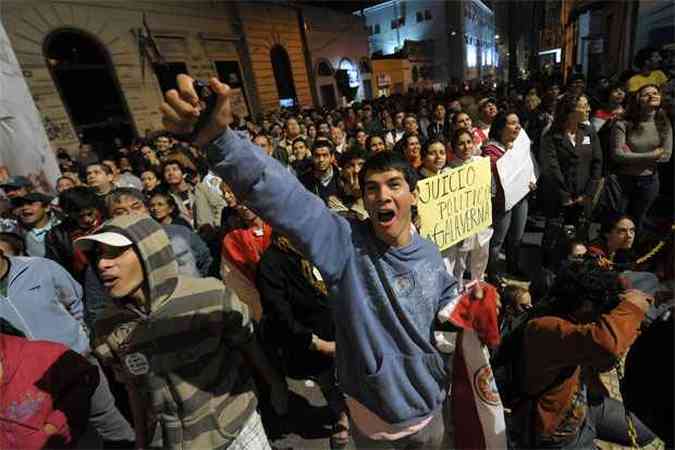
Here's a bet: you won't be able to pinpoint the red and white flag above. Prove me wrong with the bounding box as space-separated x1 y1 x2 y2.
438 281 507 450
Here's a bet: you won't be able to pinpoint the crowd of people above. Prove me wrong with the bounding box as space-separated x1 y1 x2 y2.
0 45 673 450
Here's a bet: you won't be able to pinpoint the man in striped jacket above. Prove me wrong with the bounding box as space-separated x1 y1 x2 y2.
75 215 287 449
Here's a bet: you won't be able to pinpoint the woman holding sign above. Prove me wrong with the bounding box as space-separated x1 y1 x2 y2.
444 129 494 291
483 112 533 280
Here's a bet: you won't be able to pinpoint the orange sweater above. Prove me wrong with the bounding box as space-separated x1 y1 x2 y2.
522 298 647 442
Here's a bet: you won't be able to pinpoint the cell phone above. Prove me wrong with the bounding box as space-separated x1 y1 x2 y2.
190 80 218 142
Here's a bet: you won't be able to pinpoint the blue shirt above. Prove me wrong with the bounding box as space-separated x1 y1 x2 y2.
207 130 458 426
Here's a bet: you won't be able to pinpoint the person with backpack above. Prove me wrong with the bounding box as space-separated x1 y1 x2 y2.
506 258 657 449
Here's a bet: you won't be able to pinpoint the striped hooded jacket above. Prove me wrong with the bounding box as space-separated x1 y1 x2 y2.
91 215 257 449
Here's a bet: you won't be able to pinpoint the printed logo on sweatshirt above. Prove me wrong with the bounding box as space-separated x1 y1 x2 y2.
392 273 415 298
124 352 150 376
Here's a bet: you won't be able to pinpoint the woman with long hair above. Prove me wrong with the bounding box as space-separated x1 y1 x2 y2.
417 138 448 179
610 84 672 231
148 191 192 229
539 94 603 266
482 112 532 278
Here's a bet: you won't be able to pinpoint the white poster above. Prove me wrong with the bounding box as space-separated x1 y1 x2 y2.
0 23 61 192
495 130 537 211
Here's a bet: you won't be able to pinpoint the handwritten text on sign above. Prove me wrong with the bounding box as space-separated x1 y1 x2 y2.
417 157 492 251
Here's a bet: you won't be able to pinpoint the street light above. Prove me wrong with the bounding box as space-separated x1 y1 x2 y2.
495 34 500 40
450 31 457 36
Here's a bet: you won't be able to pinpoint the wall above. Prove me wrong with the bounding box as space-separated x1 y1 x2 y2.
635 0 675 53
237 2 312 112
359 0 448 78
302 5 371 106
371 58 412 96
1 0 248 151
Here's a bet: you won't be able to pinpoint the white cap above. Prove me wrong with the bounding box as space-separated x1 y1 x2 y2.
74 232 132 251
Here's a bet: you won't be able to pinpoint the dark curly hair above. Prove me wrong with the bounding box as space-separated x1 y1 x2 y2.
548 257 624 316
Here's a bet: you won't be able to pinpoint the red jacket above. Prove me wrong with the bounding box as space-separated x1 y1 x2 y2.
0 334 98 449
222 223 273 282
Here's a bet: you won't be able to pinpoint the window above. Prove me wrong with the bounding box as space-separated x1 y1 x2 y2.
391 19 397 30
317 60 334 77
270 45 297 105
399 16 406 27
374 24 381 34
425 9 432 20
45 29 136 144
416 11 424 23
367 25 373 35
153 62 189 95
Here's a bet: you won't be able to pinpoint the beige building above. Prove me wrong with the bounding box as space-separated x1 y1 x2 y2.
0 0 325 152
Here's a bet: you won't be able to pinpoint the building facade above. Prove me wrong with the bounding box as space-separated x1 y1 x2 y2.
300 4 372 109
560 0 674 82
1 0 370 153
357 0 496 87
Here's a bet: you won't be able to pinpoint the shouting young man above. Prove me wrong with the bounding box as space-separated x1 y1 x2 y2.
75 215 287 450
161 75 459 448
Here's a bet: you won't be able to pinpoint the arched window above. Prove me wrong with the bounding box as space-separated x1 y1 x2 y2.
270 45 297 106
317 60 334 77
339 58 360 88
44 28 135 144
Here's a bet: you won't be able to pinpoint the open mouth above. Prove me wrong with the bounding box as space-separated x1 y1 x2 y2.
377 210 396 225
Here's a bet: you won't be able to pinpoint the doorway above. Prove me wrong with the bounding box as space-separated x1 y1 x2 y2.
320 84 337 110
44 28 136 147
270 45 297 107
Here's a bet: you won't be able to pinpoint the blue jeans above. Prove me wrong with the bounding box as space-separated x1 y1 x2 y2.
539 396 656 450
618 173 660 232
488 197 528 276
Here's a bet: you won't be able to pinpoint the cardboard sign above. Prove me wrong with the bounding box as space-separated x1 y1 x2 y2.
417 157 492 251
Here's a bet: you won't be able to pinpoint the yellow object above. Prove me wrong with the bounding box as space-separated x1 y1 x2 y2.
417 157 492 251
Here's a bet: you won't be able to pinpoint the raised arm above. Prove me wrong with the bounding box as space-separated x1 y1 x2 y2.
161 76 352 284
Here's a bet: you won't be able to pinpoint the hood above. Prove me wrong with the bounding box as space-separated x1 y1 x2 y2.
97 215 178 314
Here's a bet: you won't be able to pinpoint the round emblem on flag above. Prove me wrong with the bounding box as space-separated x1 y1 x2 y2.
473 364 501 407
124 352 150 376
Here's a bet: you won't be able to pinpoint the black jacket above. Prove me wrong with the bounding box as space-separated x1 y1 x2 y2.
539 123 603 218
256 238 335 378
299 169 340 204
45 222 77 278
427 120 451 141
